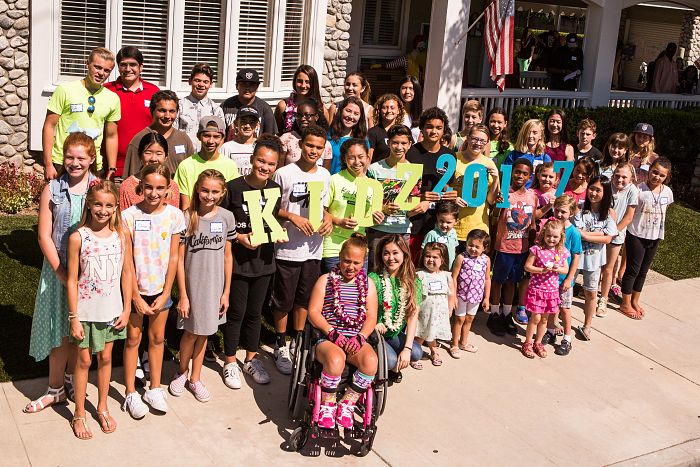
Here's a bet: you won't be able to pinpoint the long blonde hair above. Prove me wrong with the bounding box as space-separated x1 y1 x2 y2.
186 169 227 236
514 119 545 155
629 132 657 166
373 234 418 319
79 180 123 235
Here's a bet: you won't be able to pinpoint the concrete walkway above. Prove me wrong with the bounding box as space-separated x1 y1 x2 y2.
2 278 700 466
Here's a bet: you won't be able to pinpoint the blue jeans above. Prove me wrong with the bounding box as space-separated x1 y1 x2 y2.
321 256 369 274
384 332 423 371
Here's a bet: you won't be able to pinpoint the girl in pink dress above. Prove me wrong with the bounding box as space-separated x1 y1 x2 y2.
521 219 570 359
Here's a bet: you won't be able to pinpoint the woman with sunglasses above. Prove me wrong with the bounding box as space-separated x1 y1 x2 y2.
279 98 333 169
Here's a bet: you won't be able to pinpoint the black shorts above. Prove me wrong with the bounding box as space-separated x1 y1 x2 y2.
132 291 172 313
271 259 321 314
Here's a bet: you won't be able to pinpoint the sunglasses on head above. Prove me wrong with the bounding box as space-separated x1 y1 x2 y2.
87 96 96 114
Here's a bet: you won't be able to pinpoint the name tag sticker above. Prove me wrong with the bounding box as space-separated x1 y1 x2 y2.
144 100 151 107
292 182 307 196
135 219 151 231
524 205 533 214
437 236 448 244
660 196 669 205
70 104 84 113
428 281 444 292
571 56 577 61
640 164 650 172
532 160 543 169
210 221 224 233
175 145 186 154
473 262 484 272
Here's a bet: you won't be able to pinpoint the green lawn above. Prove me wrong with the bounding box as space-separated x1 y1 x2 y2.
1 205 698 382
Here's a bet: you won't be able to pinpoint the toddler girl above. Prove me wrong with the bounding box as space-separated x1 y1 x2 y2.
26 133 98 414
370 235 423 382
67 180 132 438
573 176 617 341
450 229 491 357
415 242 454 365
170 170 235 402
620 158 673 319
599 133 630 181
521 219 570 358
307 234 379 430
122 163 186 418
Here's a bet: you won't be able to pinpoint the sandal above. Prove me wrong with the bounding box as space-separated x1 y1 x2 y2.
409 361 423 370
429 352 443 366
619 305 642 320
533 342 548 358
459 343 478 353
64 373 75 401
521 341 535 359
96 410 117 434
23 386 66 414
70 416 92 440
576 325 591 341
447 346 460 359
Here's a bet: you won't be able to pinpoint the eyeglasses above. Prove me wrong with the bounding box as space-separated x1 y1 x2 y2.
297 112 318 119
87 96 96 114
470 137 488 146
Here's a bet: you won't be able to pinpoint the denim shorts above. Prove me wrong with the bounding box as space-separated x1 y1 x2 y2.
576 269 601 292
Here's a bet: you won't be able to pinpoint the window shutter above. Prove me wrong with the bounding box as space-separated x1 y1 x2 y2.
181 0 225 85
121 0 169 84
59 0 107 77
362 0 403 47
280 0 306 82
236 0 271 85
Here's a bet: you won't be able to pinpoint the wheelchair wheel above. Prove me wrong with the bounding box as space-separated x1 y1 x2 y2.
288 325 312 420
358 427 376 457
374 332 388 416
289 425 309 452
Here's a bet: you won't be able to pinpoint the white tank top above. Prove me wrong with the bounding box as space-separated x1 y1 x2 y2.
77 227 124 322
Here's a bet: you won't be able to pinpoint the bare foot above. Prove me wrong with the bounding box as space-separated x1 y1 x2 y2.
619 302 642 320
71 417 92 440
632 302 645 317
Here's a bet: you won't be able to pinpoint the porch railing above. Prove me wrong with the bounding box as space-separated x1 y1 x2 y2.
608 91 700 109
460 88 591 117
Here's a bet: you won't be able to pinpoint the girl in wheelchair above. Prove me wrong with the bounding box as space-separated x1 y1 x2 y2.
307 234 379 430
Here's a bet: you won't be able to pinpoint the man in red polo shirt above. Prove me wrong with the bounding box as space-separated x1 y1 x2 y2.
105 46 159 178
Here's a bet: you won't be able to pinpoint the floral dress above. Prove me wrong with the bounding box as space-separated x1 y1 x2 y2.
525 245 569 314
416 270 452 341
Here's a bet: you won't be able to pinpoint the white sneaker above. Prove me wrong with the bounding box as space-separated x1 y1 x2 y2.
135 356 145 381
243 359 270 385
223 362 242 389
143 387 169 413
274 346 293 375
122 392 148 419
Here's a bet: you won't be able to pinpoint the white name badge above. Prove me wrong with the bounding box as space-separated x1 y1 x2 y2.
640 164 650 172
437 236 448 244
533 159 543 169
175 145 186 154
428 281 444 292
210 221 223 233
135 219 151 231
659 196 669 205
571 56 577 61
472 262 484 272
144 100 151 107
524 205 533 214
292 182 307 196
70 104 84 113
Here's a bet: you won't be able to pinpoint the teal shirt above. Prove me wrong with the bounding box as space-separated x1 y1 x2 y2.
369 272 422 339
422 227 459 268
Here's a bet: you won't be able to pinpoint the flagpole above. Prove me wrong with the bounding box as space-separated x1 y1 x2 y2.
454 9 486 46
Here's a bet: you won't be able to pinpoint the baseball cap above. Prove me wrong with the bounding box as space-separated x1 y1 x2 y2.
633 122 654 136
236 68 260 84
235 106 260 121
197 115 226 135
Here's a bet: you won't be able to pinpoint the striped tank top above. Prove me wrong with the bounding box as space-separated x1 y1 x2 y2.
321 277 367 337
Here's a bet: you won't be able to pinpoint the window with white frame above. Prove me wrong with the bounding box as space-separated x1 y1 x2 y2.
56 0 310 91
361 0 404 47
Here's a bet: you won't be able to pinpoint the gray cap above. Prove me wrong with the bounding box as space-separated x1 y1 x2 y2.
634 122 654 136
197 115 226 135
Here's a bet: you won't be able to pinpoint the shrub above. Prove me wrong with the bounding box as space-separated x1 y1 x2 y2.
511 105 700 207
0 162 44 214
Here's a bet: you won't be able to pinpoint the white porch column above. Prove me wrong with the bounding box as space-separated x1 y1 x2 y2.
580 0 623 107
423 0 472 127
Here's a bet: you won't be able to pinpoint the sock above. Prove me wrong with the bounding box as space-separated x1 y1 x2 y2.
547 328 556 335
275 332 286 349
503 305 514 317
320 371 341 404
563 334 572 342
490 304 500 315
342 371 375 405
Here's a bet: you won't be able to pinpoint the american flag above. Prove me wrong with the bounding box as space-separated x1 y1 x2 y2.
484 0 515 91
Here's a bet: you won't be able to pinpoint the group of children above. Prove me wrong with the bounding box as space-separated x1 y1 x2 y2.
26 65 675 438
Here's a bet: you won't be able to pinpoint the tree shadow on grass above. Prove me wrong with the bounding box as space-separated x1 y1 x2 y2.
0 305 47 382
0 226 42 270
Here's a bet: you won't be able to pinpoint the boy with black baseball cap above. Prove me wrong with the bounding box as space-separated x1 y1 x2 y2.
220 106 260 176
221 68 278 139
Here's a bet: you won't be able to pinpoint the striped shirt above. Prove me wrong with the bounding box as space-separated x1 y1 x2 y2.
321 278 366 337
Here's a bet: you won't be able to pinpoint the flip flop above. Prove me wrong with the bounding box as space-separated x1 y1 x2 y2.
96 410 117 434
459 343 478 353
447 347 460 359
409 361 424 370
576 325 591 341
429 353 443 366
619 307 642 320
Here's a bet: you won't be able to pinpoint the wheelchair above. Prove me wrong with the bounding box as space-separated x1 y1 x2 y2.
287 323 388 456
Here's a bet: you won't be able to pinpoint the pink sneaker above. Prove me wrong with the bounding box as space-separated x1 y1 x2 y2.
187 380 211 403
336 400 355 429
318 402 336 429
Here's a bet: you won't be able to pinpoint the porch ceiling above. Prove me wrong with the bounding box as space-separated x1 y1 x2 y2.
621 0 700 10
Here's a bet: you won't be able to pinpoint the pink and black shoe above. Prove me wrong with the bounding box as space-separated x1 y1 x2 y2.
336 400 355 429
318 402 337 429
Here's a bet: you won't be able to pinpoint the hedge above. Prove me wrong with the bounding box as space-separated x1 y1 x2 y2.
510 105 700 206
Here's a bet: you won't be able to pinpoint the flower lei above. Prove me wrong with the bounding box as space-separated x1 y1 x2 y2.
382 271 407 332
329 266 367 329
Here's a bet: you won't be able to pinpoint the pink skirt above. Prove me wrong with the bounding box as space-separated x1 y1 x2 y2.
525 287 560 314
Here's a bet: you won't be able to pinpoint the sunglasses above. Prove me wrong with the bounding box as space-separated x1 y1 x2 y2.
87 96 96 114
297 112 318 119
